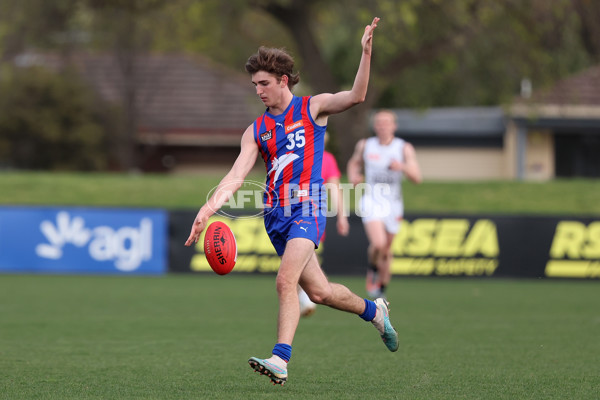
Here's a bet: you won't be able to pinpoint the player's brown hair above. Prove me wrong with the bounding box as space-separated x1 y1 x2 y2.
245 47 300 90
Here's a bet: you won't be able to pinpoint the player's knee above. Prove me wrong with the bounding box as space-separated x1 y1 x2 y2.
383 247 393 259
371 241 387 255
275 274 298 295
307 286 333 305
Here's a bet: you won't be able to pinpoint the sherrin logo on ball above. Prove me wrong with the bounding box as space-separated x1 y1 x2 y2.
204 221 237 275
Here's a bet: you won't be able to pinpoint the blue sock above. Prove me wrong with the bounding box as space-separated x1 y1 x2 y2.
272 343 292 363
359 298 377 322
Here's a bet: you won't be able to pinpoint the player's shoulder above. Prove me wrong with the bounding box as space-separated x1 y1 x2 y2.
402 140 417 155
363 136 379 149
308 92 330 103
350 138 367 157
241 123 261 147
295 94 311 107
357 137 370 147
307 92 333 113
356 137 372 153
399 138 415 150
242 123 256 138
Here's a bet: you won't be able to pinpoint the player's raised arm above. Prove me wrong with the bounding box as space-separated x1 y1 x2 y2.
185 126 258 246
310 17 379 124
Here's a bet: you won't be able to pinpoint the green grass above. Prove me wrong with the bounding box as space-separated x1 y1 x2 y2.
0 275 598 399
1 173 599 398
1 171 599 215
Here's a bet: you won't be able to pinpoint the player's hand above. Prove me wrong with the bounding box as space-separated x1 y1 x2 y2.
349 173 364 186
389 160 405 171
361 17 380 55
337 216 350 237
185 212 209 246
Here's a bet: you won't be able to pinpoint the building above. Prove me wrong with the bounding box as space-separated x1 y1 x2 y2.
13 52 261 172
393 107 508 180
390 64 600 180
509 64 600 179
15 52 600 179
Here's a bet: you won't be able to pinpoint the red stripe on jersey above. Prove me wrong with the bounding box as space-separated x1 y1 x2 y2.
254 115 269 166
278 106 296 206
298 97 315 198
264 117 278 207
264 116 278 166
310 199 320 240
254 115 274 207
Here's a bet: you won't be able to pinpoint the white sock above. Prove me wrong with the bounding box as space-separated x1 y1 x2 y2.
298 288 315 307
371 305 385 335
267 355 288 368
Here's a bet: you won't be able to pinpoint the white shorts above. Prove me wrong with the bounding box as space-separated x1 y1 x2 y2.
359 194 404 234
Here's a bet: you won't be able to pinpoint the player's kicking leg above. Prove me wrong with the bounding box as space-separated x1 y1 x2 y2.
248 241 399 385
300 252 399 352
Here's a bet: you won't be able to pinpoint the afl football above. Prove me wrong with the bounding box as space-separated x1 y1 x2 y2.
204 221 237 275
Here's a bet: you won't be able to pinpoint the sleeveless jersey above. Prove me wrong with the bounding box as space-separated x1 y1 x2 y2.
363 136 405 201
253 96 326 207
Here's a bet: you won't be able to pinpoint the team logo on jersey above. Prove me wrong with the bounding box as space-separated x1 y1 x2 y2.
285 121 303 133
290 189 308 198
293 219 312 225
260 130 273 142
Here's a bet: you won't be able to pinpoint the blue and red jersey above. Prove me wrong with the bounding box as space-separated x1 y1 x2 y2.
253 96 326 207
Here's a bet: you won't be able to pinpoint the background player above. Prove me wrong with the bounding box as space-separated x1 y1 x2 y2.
347 109 422 298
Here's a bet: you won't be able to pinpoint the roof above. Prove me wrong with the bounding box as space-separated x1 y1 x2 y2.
13 52 261 144
510 64 600 124
525 64 600 106
389 107 506 137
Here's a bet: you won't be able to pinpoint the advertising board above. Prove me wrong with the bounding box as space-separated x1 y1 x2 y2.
0 206 167 275
169 211 599 279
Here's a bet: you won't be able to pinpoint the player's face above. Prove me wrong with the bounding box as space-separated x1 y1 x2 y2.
252 71 285 107
373 112 397 143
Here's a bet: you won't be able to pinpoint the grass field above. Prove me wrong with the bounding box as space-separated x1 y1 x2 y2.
1 274 599 399
1 173 599 399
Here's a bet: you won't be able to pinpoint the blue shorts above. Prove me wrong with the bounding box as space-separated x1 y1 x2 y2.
263 200 326 256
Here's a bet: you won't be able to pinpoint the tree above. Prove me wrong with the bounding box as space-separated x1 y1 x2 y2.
81 0 175 171
1 0 594 167
240 0 592 161
572 0 600 61
0 66 111 170
249 0 501 160
0 0 83 61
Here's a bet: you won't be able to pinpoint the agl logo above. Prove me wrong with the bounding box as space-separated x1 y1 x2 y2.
35 211 153 271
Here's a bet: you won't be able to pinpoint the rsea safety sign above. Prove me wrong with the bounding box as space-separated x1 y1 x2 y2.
169 211 600 279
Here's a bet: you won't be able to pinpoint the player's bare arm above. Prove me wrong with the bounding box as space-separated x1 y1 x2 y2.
347 138 366 186
310 17 380 125
388 143 422 183
185 126 259 246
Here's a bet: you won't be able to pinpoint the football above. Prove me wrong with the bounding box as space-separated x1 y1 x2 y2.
204 221 237 275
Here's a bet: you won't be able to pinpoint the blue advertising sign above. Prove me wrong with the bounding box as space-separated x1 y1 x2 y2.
0 207 167 275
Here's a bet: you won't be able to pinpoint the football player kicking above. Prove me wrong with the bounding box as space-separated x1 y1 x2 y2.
185 16 398 386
